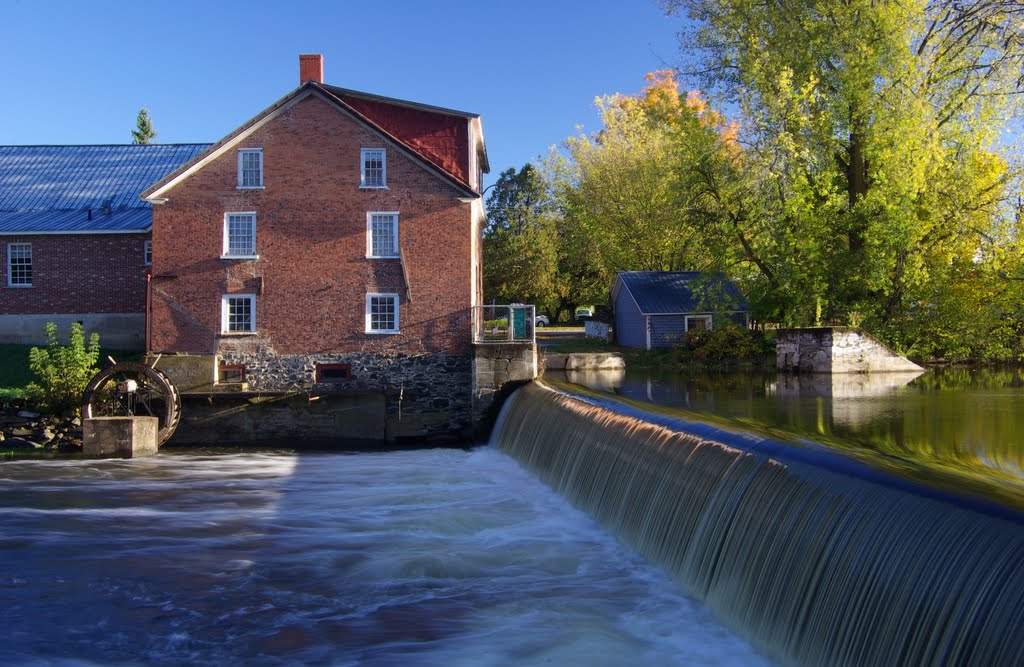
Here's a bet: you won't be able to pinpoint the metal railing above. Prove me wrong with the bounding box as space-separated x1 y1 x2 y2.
473 304 536 344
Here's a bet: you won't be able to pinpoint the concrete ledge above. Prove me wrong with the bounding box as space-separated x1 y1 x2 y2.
0 313 144 349
543 352 625 371
83 416 159 458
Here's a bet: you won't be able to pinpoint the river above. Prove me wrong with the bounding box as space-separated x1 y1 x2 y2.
0 447 771 666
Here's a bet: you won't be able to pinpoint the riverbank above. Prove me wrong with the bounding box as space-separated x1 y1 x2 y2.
0 404 82 456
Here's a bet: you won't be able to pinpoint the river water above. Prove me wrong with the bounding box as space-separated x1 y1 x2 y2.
0 447 771 666
553 366 1024 508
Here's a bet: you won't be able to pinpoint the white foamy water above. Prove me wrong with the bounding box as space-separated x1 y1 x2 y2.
0 448 772 666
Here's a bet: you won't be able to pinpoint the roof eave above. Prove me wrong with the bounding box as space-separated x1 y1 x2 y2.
143 82 481 203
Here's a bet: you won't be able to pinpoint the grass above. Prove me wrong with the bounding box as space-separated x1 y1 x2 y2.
0 344 35 401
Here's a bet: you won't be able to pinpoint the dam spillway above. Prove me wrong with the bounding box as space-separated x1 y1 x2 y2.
493 381 1024 667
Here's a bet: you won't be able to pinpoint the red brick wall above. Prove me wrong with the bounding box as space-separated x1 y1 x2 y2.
150 93 478 356
1 233 149 313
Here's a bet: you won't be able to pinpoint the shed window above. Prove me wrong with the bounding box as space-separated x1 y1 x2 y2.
686 315 712 332
144 240 152 266
7 243 32 287
360 148 386 188
238 149 263 188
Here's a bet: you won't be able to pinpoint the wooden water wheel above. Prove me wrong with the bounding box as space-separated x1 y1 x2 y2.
81 362 181 446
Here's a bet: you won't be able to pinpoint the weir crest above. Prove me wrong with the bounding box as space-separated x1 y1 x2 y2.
492 381 1024 667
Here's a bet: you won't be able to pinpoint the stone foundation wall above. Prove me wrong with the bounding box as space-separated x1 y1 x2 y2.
217 350 474 440
777 327 924 374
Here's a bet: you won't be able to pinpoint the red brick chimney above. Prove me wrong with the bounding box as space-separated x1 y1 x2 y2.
299 54 323 84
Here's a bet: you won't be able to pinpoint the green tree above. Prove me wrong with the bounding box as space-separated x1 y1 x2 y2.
483 165 560 312
131 107 157 144
26 322 101 417
661 0 1024 353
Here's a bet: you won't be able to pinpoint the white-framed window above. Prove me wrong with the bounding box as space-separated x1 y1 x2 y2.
223 212 257 258
7 243 32 287
366 293 399 334
238 149 263 188
686 315 712 332
144 240 152 266
366 212 399 258
221 294 256 333
360 148 386 188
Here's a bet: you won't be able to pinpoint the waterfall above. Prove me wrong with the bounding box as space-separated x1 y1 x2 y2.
493 382 1024 667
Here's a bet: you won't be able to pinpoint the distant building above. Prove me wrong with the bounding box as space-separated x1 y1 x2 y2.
612 271 750 349
0 144 209 347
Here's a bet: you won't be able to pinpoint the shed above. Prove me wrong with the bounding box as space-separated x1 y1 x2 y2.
612 271 750 349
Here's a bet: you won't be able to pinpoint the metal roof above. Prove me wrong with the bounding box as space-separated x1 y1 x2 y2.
616 271 749 315
0 144 210 233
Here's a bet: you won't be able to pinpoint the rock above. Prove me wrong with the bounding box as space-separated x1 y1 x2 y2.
40 428 55 443
11 427 33 438
2 437 43 449
16 410 40 419
71 417 81 427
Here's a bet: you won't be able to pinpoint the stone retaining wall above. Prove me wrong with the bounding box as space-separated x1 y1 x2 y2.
777 327 923 374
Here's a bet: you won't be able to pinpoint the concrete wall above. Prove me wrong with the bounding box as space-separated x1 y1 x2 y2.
472 342 538 428
0 313 145 349
777 327 924 374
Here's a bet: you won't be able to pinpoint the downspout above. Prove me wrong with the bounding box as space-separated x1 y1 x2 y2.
145 268 152 353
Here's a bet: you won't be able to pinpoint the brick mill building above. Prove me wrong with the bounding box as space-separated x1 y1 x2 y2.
0 144 209 348
140 55 491 441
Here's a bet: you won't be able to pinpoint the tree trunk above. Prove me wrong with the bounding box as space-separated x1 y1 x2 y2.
847 116 868 253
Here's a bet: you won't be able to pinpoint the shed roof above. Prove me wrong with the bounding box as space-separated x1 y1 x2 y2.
615 271 749 315
0 144 210 233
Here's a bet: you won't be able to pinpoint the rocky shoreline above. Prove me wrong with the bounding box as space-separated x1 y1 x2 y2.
1 405 83 453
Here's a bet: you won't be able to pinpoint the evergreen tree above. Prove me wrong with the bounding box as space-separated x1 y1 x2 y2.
131 108 157 144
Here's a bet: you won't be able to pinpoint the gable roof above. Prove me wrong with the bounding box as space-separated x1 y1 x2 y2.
142 82 484 203
0 144 210 234
614 271 749 315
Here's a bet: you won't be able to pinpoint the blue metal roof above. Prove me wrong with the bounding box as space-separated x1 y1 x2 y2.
0 144 210 233
616 271 749 314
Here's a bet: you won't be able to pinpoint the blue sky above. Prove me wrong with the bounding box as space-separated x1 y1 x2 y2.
0 0 685 188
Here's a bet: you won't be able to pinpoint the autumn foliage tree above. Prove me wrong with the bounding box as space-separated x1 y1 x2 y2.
656 0 1024 358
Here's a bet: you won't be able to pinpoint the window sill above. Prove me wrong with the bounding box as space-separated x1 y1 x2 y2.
6 284 32 288
366 330 400 335
359 185 389 190
366 255 400 260
219 331 258 336
236 186 265 190
220 255 259 261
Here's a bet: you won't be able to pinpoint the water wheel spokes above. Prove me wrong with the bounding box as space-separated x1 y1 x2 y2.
81 362 181 446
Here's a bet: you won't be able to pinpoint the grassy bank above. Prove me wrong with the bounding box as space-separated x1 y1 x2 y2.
537 327 775 370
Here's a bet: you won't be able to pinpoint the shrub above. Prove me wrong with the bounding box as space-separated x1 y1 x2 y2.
26 322 101 417
681 325 774 364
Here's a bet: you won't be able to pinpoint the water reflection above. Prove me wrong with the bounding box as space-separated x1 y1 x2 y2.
552 367 1024 490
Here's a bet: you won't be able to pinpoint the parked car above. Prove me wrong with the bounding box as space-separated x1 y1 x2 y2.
575 307 594 320
535 314 550 327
